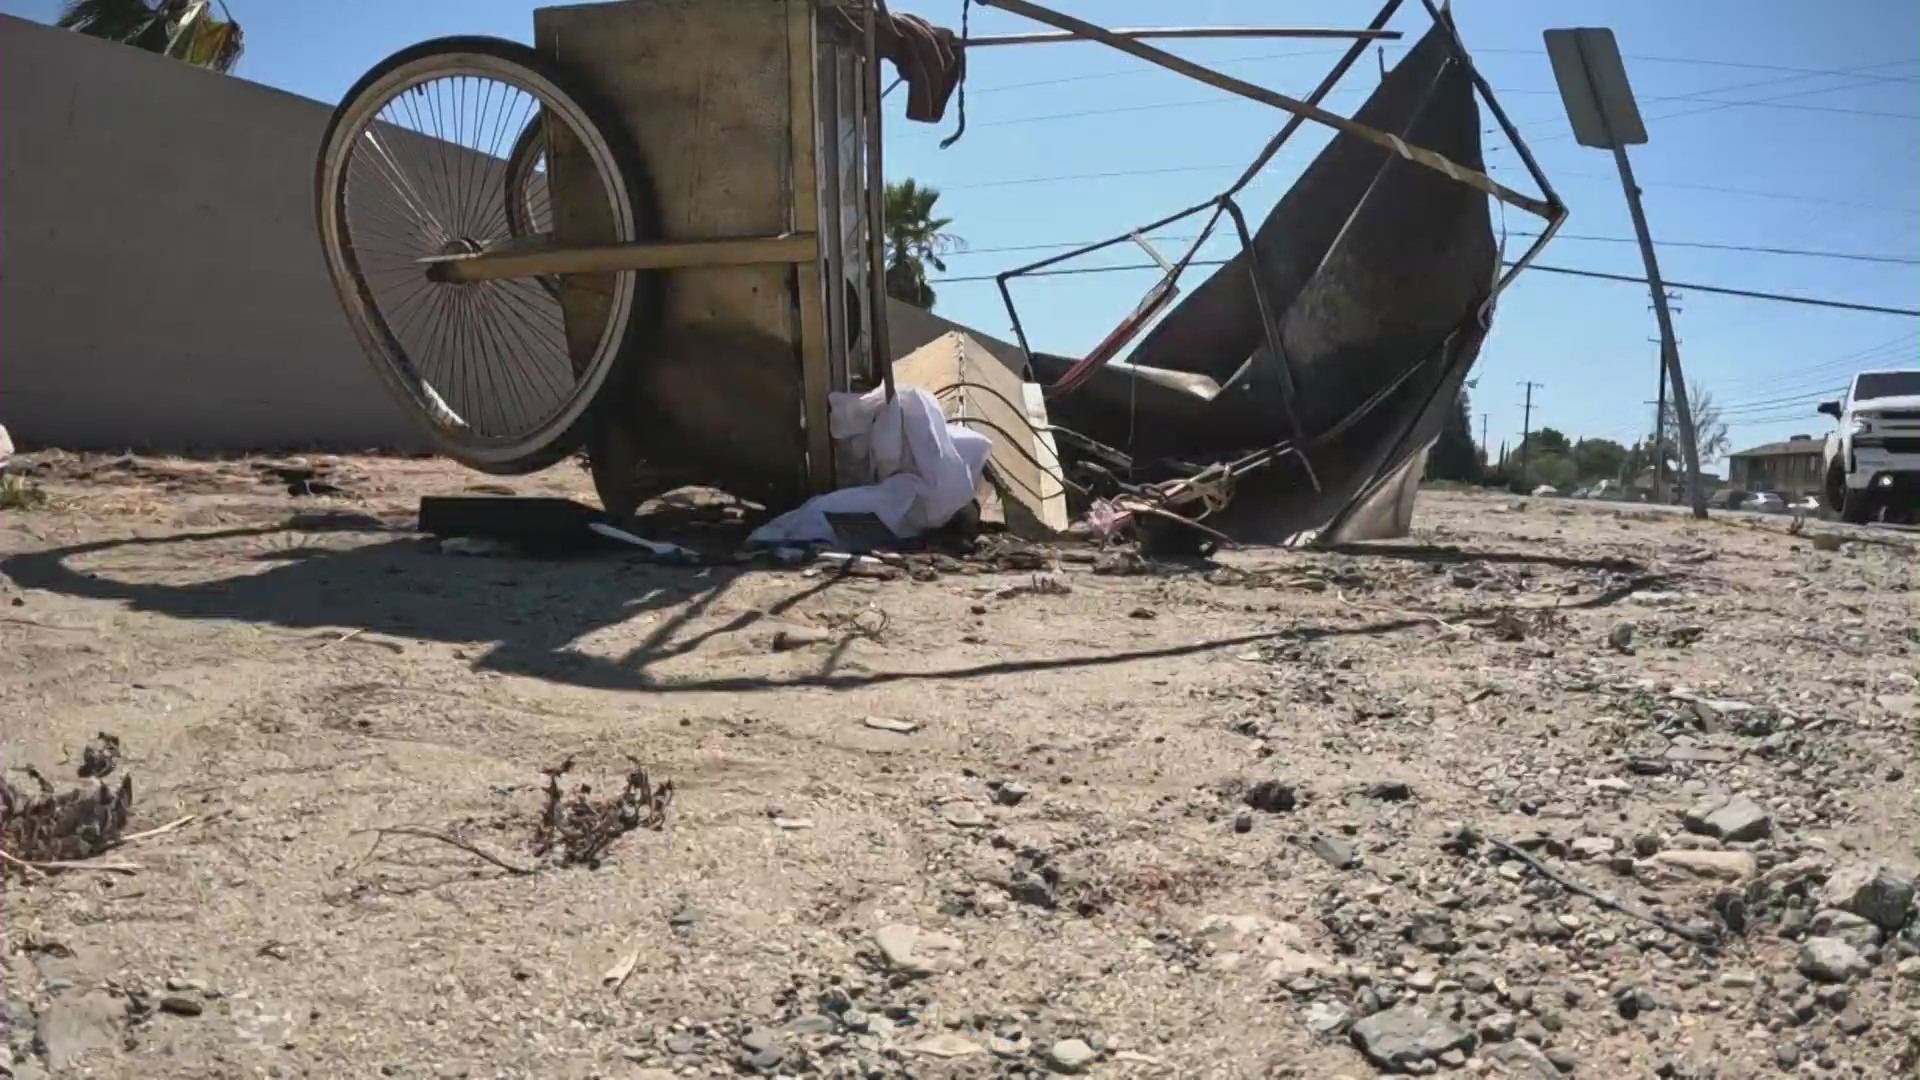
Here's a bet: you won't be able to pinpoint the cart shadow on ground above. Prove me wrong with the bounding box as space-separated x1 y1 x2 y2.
2 522 1651 695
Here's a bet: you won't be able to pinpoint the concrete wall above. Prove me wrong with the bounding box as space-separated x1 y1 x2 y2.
0 14 1026 454
0 15 423 451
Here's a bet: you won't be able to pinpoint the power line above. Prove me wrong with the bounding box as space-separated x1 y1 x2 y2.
939 164 1920 220
1540 171 1919 216
1718 333 1919 393
1492 84 1919 120
965 46 1348 95
939 227 1920 266
923 57 1920 218
1522 62 1920 147
908 57 1920 133
1718 389 1847 416
929 259 1920 317
955 42 1920 102
1723 408 1837 426
1520 265 1920 318
1467 47 1920 86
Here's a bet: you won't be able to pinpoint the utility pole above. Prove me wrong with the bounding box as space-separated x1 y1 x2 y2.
1517 381 1543 487
1545 28 1708 519
1652 360 1667 500
1480 412 1490 465
1646 294 1680 501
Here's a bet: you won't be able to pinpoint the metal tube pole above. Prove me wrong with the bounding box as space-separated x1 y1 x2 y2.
863 0 895 401
961 26 1402 47
976 0 1556 219
1222 0 1404 200
1573 33 1705 518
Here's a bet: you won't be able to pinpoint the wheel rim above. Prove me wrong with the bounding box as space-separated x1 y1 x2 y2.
503 118 561 298
318 53 636 468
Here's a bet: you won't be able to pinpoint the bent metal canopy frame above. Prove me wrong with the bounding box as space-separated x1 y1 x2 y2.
966 0 1569 540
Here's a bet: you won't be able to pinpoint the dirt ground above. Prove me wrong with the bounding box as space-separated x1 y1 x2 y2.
1 453 1916 1080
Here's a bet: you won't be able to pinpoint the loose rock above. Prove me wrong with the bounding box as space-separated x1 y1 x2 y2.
1478 1013 1517 1042
1305 1001 1352 1037
1404 912 1456 953
1822 864 1916 932
874 924 964 976
1244 780 1297 813
1797 937 1869 983
910 1033 982 1058
1348 1006 1472 1072
1046 1038 1097 1073
1650 849 1758 882
1485 1039 1562 1080
1682 794 1772 843
1809 908 1883 950
1310 833 1358 869
990 782 1030 807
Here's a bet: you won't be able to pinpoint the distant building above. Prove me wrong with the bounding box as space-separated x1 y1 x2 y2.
1726 436 1825 497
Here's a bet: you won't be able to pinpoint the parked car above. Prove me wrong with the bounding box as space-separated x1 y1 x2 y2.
1790 494 1821 512
1744 492 1786 514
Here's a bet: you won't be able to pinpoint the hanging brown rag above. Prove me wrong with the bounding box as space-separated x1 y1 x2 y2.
873 12 965 124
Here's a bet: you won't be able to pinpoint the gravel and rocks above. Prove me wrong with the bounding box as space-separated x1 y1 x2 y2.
1 469 1914 1078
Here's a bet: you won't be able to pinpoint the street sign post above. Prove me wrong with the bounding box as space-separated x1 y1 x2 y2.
1544 27 1708 518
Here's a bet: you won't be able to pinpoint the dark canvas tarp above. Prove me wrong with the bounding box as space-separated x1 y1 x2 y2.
1031 20 1496 539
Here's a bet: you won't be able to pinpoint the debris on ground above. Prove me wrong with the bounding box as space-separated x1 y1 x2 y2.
532 755 672 868
76 732 122 779
0 771 133 865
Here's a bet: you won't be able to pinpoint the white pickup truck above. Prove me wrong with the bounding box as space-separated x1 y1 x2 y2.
1821 369 1920 524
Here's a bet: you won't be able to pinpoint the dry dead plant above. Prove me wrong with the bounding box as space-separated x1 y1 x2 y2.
532 755 672 868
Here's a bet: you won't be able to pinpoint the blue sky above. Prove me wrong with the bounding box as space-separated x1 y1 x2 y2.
11 0 1916 460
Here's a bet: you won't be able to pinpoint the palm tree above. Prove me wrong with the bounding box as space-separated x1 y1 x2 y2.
883 179 962 311
58 0 244 74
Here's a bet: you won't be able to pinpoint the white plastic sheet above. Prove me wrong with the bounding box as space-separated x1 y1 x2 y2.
748 387 993 547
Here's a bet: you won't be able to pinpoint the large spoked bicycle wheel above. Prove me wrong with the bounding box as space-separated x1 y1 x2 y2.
316 36 654 474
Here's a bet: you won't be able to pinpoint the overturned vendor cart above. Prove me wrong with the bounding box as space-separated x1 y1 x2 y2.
315 0 1566 545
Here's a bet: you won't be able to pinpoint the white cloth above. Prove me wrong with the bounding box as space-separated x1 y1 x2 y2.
748 387 993 547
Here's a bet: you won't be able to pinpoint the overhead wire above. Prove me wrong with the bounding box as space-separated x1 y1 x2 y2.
937 229 1920 266
1715 332 1919 393
927 259 1920 318
906 55 1920 133
924 51 1920 217
952 40 1920 103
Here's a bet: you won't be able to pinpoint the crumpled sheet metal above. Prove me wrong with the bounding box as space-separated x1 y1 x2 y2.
1034 22 1495 541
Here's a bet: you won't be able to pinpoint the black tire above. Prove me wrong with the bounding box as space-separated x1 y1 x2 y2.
1823 458 1874 524
315 36 662 475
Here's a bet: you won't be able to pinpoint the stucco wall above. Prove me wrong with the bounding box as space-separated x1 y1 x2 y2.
0 15 423 451
0 14 1025 454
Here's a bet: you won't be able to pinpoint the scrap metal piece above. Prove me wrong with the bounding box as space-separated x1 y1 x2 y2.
987 4 1560 543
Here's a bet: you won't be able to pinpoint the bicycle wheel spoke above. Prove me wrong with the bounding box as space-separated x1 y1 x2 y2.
322 45 640 468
